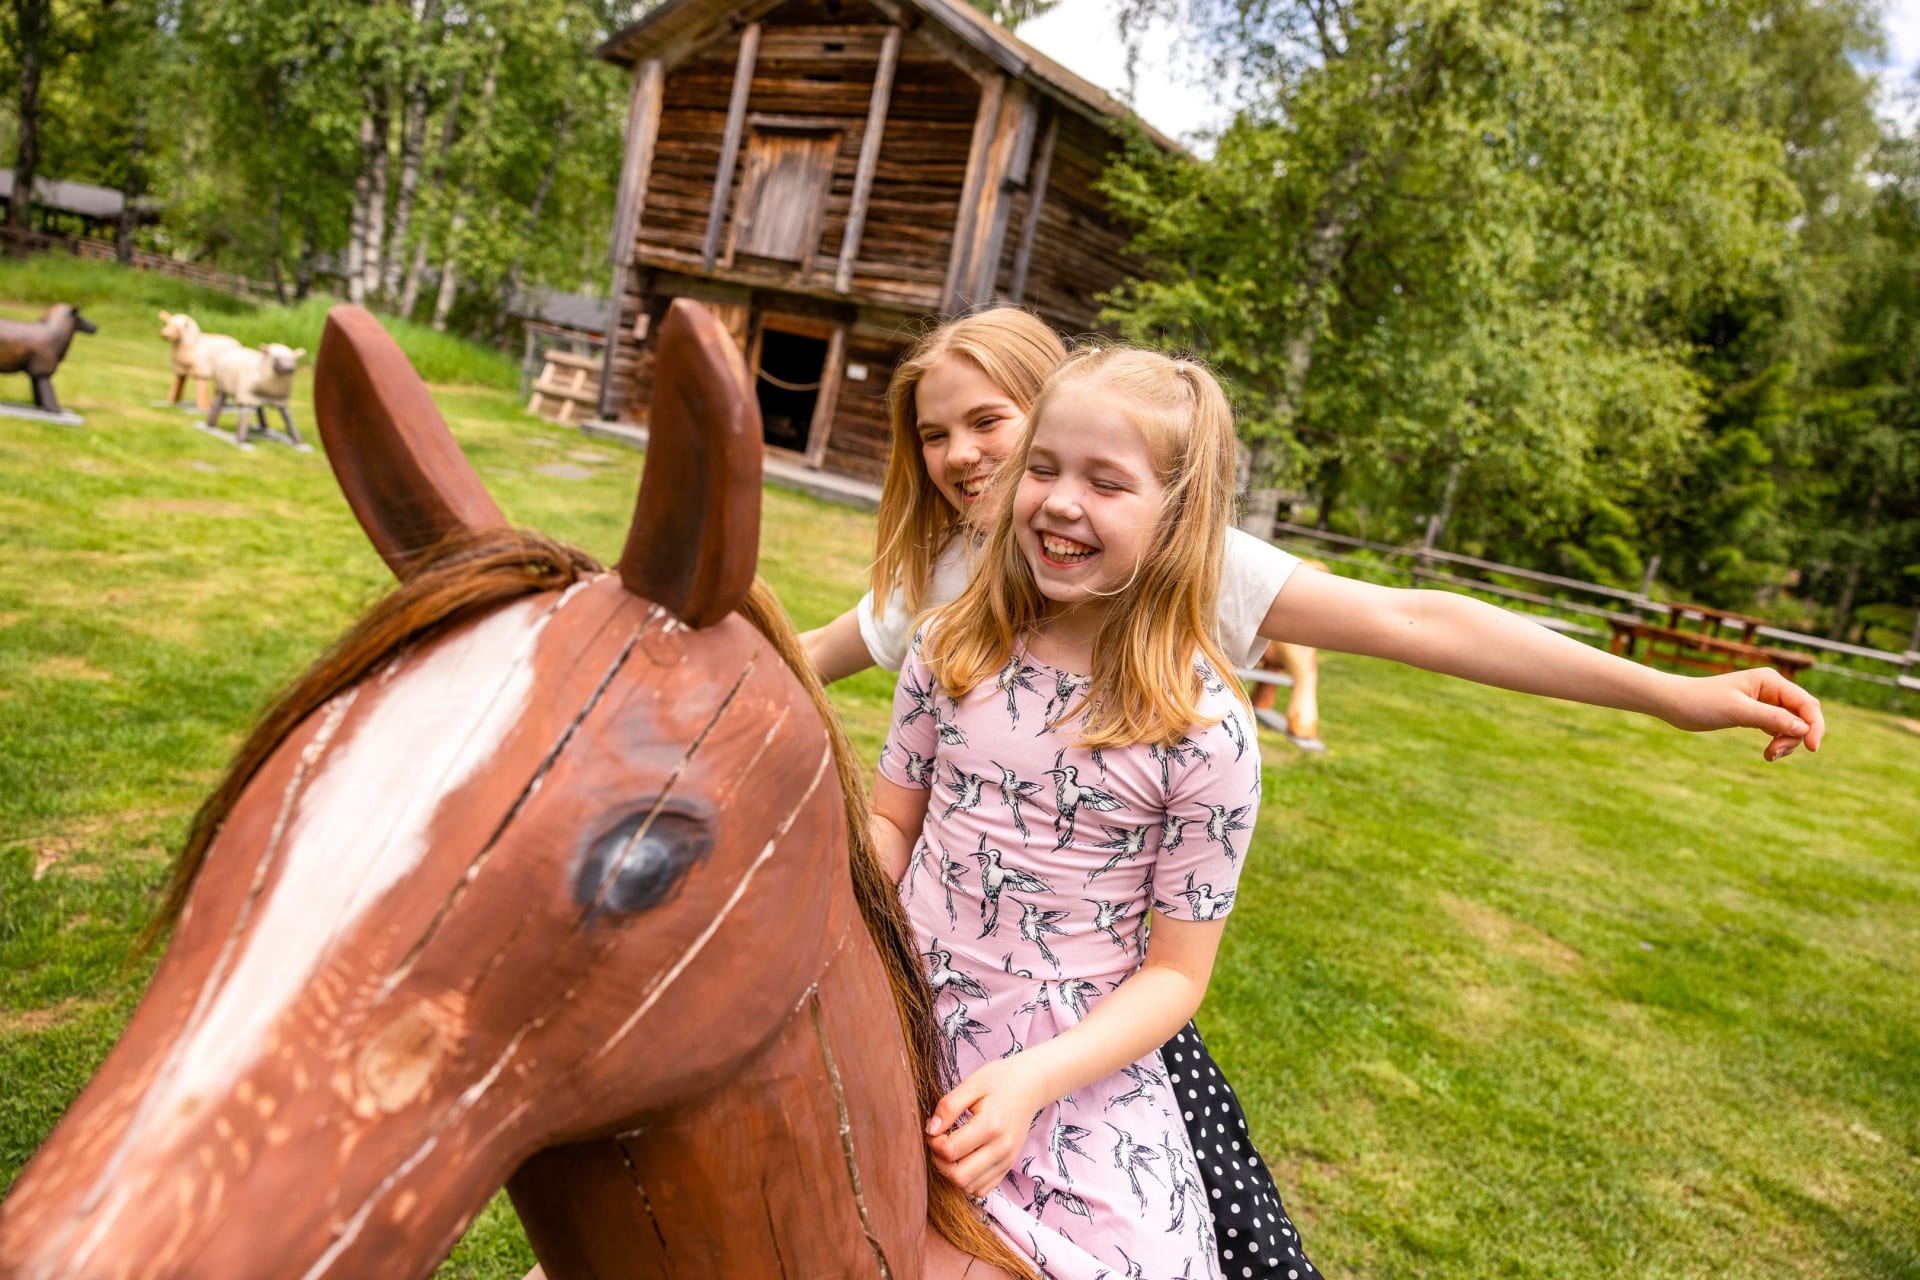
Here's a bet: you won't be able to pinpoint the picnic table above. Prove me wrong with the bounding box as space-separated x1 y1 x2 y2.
1608 601 1815 681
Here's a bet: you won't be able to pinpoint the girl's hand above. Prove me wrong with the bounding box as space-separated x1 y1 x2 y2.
1663 667 1827 761
925 1057 1055 1199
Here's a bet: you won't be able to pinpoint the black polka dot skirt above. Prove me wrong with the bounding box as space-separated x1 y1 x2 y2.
1163 1020 1324 1279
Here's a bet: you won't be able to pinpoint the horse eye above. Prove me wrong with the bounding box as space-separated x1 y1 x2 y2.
575 807 712 915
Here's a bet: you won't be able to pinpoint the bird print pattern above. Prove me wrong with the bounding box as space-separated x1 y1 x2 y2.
880 637 1268 1279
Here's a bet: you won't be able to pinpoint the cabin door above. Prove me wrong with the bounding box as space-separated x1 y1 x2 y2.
748 312 844 465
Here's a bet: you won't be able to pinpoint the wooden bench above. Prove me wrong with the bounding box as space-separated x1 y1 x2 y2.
1607 619 1816 681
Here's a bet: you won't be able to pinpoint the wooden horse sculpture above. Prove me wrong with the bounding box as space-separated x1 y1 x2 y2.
0 301 1028 1280
0 303 96 415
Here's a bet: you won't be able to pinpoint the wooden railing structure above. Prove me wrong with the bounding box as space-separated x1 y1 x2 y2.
1266 520 1919 694
0 225 278 299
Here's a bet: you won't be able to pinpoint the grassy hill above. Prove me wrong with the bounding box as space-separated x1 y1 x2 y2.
1 258 1915 1278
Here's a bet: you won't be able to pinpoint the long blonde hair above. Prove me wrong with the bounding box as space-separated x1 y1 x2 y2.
870 308 1065 619
925 347 1247 749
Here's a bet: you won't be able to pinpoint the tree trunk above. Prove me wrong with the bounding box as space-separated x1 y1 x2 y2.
399 63 466 318
9 0 52 229
295 209 317 301
384 0 442 300
116 110 147 264
432 49 498 333
496 101 573 338
346 108 375 303
267 179 288 303
1420 456 1463 565
1827 487 1882 642
361 93 392 305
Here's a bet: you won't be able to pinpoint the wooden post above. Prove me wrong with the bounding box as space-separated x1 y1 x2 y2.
942 75 1005 315
703 24 763 272
600 58 665 423
1006 110 1056 306
965 83 1039 307
804 324 847 469
836 26 901 294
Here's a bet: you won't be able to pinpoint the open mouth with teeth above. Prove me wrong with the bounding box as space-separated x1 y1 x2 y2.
954 473 993 503
1038 531 1099 565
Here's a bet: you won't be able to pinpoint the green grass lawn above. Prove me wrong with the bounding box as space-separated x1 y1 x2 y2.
2 259 1916 1279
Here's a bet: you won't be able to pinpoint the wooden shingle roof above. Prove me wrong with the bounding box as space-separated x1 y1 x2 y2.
598 0 1178 151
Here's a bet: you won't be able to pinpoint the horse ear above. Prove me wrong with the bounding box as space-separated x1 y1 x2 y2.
314 305 508 580
615 299 762 627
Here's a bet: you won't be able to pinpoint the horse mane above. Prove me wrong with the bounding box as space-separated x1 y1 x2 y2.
145 525 1031 1279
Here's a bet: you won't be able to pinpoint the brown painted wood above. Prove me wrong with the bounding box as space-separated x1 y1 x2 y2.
701 23 762 271
313 304 508 578
617 298 761 627
1005 108 1055 305
837 23 901 294
803 321 846 469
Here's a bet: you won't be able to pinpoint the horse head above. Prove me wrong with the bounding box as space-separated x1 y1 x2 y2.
0 302 1024 1280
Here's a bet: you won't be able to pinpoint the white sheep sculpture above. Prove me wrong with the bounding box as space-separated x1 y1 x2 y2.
157 311 241 411
208 342 307 447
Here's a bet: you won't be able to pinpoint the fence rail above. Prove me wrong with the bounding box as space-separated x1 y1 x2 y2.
1265 521 1918 692
0 225 275 299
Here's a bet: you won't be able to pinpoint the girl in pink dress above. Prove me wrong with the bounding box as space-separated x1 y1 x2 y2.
872 347 1282 1280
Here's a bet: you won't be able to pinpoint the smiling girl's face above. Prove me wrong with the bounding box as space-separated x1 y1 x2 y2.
915 355 1026 527
1013 386 1167 617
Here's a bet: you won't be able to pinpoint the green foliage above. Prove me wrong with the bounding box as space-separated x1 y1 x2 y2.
1104 0 1915 634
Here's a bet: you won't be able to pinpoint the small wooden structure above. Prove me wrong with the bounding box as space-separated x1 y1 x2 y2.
1608 601 1816 681
594 0 1174 481
528 348 605 423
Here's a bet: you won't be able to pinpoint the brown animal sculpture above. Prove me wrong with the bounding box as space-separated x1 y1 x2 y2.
157 310 242 411
0 303 96 416
0 301 1029 1280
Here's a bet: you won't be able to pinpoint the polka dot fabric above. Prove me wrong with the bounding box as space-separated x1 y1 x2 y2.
1165 1021 1323 1280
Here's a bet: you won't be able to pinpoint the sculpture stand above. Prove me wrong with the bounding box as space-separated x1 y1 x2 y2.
0 400 82 426
199 402 313 452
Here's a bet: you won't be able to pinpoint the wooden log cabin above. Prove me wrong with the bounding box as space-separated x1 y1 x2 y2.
595 0 1173 482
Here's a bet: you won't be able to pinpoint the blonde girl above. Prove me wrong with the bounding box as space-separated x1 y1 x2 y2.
800 310 1302 685
874 348 1311 1280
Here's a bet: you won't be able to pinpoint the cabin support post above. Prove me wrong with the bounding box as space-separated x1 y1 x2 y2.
942 75 1006 315
803 323 847 468
1006 109 1057 307
600 57 665 421
944 79 1036 314
702 23 763 272
836 25 902 294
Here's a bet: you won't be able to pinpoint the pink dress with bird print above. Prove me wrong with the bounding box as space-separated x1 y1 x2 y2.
880 636 1260 1280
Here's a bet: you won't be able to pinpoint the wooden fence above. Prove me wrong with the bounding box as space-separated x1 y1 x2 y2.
0 225 276 299
1268 521 1920 694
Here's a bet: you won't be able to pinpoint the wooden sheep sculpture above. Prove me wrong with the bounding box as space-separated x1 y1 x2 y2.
0 301 1030 1280
157 310 241 411
209 341 306 447
0 303 96 416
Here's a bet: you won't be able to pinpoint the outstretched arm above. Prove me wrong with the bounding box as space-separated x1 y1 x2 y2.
1262 570 1826 760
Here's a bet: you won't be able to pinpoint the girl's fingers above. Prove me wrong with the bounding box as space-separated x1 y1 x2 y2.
927 1082 983 1137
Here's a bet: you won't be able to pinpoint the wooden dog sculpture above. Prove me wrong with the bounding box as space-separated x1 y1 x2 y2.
0 303 96 416
0 301 1028 1280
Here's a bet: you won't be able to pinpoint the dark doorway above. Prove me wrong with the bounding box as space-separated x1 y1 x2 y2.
754 326 827 453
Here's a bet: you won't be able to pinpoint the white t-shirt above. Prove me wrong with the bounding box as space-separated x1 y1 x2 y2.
856 526 1299 672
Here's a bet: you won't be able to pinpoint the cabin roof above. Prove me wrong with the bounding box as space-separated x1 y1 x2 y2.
598 0 1179 152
